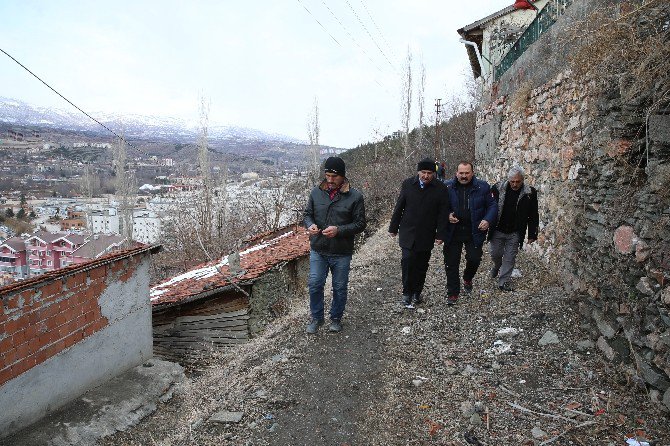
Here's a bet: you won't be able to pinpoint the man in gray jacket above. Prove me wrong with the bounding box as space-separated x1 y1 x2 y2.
303 157 366 334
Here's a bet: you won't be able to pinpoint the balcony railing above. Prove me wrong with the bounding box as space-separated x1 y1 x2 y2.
494 0 573 81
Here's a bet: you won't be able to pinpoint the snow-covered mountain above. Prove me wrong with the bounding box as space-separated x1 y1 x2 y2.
0 96 303 144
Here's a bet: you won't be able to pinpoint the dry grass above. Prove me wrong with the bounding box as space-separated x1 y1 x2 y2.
567 0 670 103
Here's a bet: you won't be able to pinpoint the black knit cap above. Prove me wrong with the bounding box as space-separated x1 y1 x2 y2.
324 156 346 176
417 158 436 172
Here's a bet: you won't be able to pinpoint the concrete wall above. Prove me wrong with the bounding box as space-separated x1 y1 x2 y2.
0 248 154 437
474 0 670 408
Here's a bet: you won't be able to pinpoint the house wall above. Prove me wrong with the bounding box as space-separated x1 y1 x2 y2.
475 0 670 407
152 292 250 365
248 257 309 335
480 0 548 81
0 251 153 437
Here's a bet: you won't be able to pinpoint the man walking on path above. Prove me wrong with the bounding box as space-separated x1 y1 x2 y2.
489 165 539 291
443 161 497 305
388 158 450 308
303 156 366 334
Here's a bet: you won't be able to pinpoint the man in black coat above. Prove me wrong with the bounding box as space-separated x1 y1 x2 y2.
389 158 449 307
488 165 539 291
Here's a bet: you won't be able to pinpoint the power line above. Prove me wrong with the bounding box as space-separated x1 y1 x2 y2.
295 0 391 93
318 0 385 74
0 47 151 158
358 0 398 62
343 0 397 72
295 0 343 47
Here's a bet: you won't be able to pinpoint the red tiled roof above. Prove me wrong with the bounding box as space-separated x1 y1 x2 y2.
150 226 310 307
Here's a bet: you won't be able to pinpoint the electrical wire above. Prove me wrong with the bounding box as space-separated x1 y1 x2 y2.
0 47 151 158
343 0 397 72
295 0 343 47
358 0 398 61
319 0 385 74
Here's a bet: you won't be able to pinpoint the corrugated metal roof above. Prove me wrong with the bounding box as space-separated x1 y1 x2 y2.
457 5 516 34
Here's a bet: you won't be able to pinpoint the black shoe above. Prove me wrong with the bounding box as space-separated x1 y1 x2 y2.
402 294 412 306
463 280 473 292
447 295 459 305
498 282 514 292
329 319 342 333
412 293 423 305
306 318 324 334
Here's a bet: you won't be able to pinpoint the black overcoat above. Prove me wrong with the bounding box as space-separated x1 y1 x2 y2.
388 176 449 251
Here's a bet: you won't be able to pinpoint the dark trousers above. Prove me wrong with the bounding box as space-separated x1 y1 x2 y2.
443 237 483 295
401 248 432 296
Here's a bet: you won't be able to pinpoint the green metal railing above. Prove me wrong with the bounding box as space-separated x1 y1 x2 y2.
494 0 573 81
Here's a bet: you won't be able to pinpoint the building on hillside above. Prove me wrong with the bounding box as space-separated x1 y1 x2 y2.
0 237 29 280
457 0 548 83
71 234 127 264
60 209 87 232
132 210 161 244
150 225 310 365
88 208 120 234
24 232 86 274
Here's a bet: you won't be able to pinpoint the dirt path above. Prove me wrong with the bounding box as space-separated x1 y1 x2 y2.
99 227 669 445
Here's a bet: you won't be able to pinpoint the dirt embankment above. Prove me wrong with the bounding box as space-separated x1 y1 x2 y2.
101 227 669 446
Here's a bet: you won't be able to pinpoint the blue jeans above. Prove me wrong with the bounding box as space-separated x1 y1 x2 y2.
308 250 352 321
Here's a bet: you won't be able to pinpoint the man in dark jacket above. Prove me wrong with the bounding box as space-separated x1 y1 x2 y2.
303 156 366 334
389 158 449 307
443 161 497 305
488 165 539 291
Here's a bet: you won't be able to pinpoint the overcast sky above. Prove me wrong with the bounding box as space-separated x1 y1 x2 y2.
0 1 512 148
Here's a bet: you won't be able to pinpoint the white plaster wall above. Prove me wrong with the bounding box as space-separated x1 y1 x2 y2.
0 257 153 437
480 0 549 80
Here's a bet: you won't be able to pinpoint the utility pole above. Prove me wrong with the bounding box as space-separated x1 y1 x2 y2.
434 99 442 161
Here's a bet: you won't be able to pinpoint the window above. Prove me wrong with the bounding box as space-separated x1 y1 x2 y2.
47 260 52 266
47 250 52 256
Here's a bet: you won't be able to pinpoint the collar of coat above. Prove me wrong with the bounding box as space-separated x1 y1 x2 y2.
319 178 351 193
496 179 532 221
412 176 438 187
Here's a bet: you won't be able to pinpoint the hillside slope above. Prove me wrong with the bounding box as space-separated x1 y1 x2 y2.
99 225 668 445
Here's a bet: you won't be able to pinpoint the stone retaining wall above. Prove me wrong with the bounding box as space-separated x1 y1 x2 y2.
475 0 670 409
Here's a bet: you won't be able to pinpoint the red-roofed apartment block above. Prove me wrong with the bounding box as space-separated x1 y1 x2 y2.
0 244 160 438
151 225 310 364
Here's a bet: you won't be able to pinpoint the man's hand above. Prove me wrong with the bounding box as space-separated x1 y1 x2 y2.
478 220 489 231
449 212 459 224
435 239 443 245
308 224 320 236
388 232 397 237
322 226 339 238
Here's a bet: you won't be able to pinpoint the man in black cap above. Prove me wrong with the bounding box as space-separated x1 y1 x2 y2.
389 158 449 307
303 156 366 334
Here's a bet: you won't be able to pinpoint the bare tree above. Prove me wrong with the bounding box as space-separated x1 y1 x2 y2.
306 98 321 185
400 48 413 159
416 57 427 158
113 137 135 245
196 96 213 250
